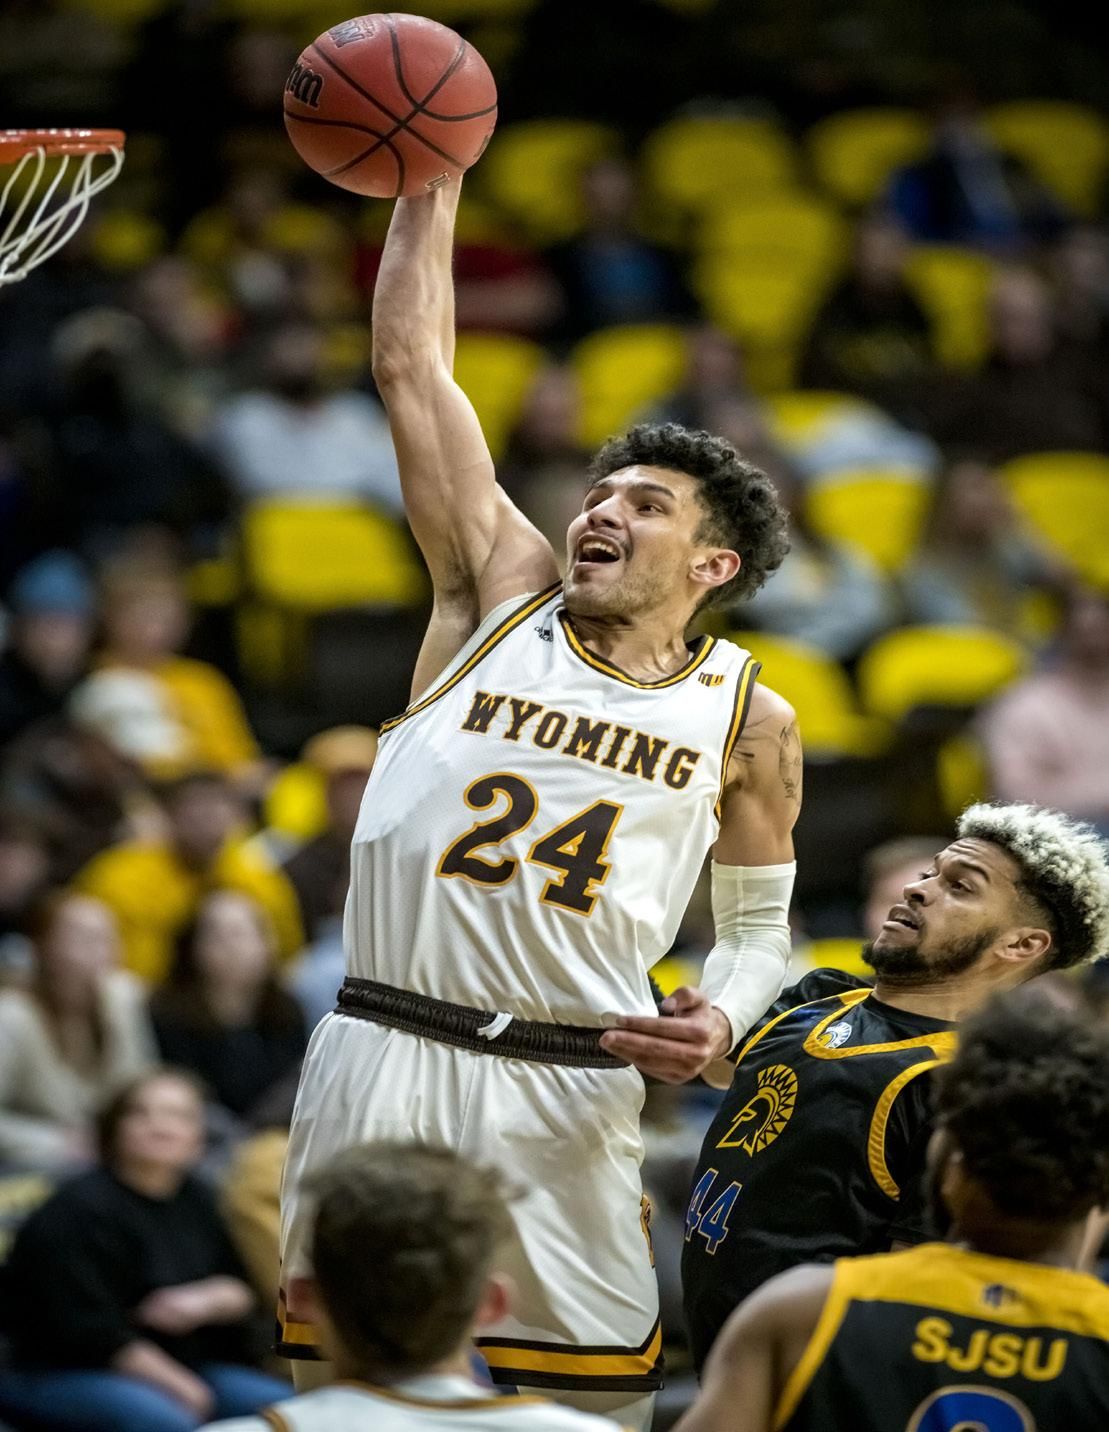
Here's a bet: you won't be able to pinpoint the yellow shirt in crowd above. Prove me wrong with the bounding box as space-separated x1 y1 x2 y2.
74 838 304 984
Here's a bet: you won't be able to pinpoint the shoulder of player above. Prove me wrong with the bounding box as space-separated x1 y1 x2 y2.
714 1262 834 1359
784 967 873 1005
741 681 796 737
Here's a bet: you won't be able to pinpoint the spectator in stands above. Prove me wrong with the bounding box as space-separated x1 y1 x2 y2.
500 366 592 552
648 325 751 432
887 89 1068 252
284 726 376 944
860 836 948 943
927 267 1108 458
71 556 262 788
150 891 305 1121
74 770 303 984
0 1067 290 1431
0 814 48 978
209 320 403 509
0 712 148 886
800 212 935 420
0 892 153 1171
208 1143 614 1431
901 454 1059 639
544 157 697 345
980 587 1109 835
31 308 230 561
718 426 894 661
1051 224 1109 361
0 550 94 746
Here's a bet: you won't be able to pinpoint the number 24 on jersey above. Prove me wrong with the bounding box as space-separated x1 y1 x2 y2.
437 772 623 917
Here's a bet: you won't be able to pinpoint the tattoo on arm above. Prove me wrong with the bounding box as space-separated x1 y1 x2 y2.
778 720 802 805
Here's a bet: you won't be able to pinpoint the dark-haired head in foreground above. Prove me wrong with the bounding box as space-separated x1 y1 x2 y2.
303 1143 514 1381
930 979 1109 1248
564 422 789 624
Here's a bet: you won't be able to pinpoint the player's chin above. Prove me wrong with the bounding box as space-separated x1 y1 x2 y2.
565 564 623 609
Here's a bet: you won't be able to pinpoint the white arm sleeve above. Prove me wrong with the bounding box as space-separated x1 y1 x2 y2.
700 860 796 1051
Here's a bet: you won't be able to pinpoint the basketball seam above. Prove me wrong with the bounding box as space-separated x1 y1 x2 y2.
384 15 496 122
281 109 405 193
307 39 465 172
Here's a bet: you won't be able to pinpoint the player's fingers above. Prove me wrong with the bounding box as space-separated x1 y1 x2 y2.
601 1029 709 1071
659 985 707 1016
609 1013 703 1042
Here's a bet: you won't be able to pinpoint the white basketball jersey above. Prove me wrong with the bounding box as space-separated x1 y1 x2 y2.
208 1377 621 1431
345 584 759 1025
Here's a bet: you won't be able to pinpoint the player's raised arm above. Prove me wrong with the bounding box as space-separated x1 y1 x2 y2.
371 181 558 692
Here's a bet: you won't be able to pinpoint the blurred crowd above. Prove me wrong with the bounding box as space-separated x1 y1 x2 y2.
0 0 1107 1425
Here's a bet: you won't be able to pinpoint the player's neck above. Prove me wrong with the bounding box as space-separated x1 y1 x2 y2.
337 1346 476 1388
957 1217 1088 1271
566 609 696 682
872 968 1025 1023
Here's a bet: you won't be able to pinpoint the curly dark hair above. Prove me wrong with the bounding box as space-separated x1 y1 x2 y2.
587 422 790 608
935 984 1109 1222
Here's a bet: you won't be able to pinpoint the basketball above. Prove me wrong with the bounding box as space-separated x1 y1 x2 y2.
283 13 497 199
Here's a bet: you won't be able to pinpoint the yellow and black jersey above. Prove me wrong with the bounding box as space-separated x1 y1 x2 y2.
682 968 956 1370
776 1242 1109 1431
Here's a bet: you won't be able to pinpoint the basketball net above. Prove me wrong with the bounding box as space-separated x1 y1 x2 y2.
0 129 125 286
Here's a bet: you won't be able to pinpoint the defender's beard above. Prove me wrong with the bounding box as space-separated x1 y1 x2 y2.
862 926 1000 986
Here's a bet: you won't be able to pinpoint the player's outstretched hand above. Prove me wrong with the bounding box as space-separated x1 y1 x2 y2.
600 986 732 1084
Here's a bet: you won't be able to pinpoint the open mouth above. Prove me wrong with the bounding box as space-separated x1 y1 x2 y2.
575 535 623 567
884 904 921 931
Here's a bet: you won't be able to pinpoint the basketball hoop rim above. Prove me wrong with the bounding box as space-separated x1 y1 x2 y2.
0 129 126 161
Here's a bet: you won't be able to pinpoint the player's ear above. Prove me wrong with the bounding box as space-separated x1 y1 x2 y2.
690 548 741 596
998 925 1053 968
472 1272 514 1330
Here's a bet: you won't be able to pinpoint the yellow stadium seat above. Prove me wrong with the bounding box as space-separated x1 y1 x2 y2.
858 626 1028 724
801 937 872 977
904 245 995 369
693 254 836 376
699 193 847 270
263 762 328 844
723 632 888 756
478 121 620 242
651 955 705 997
985 101 1108 217
936 731 990 821
572 324 688 448
764 390 884 450
804 471 930 573
452 333 547 462
242 502 426 611
999 451 1109 587
643 116 799 214
806 108 931 209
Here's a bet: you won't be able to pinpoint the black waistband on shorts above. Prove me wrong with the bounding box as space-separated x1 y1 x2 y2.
335 977 626 1070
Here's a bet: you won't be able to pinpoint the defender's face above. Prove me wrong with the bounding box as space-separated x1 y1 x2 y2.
867 838 1025 978
563 465 707 618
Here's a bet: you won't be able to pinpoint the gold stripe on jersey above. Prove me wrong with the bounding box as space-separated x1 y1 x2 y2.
772 1274 853 1430
476 1317 663 1381
380 584 563 734
558 610 717 688
261 1409 291 1432
804 996 958 1062
714 655 761 819
829 1243 1109 1337
867 1056 951 1199
733 991 855 1067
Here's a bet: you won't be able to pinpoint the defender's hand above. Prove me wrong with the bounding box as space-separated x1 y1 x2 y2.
600 987 732 1084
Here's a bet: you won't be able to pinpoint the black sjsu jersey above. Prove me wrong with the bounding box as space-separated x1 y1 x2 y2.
682 968 957 1370
777 1243 1109 1432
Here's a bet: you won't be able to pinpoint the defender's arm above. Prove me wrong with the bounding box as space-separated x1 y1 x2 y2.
371 182 558 695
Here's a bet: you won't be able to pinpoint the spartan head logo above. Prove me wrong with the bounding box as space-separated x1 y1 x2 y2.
716 1063 798 1155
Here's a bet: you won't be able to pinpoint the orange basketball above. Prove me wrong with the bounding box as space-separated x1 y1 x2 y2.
283 13 497 199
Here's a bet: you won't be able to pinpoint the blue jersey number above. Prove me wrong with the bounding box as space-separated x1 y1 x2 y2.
907 1386 1035 1432
684 1168 742 1255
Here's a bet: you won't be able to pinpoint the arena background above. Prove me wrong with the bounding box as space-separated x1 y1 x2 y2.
0 1 1106 1425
